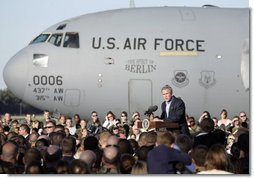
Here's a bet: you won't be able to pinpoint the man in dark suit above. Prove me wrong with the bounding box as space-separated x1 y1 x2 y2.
160 85 190 136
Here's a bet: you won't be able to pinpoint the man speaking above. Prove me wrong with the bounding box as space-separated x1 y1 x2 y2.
160 85 190 136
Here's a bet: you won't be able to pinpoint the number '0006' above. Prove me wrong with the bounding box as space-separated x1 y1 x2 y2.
33 75 63 85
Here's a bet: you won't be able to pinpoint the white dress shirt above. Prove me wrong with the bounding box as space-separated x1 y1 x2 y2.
166 101 172 118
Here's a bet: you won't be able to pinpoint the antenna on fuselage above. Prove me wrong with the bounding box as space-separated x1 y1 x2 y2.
129 0 135 8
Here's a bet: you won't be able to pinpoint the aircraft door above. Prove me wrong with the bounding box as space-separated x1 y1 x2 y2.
128 79 152 116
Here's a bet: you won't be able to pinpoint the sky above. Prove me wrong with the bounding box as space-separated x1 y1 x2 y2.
0 0 250 89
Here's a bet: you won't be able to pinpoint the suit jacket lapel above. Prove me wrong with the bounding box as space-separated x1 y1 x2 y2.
168 96 175 117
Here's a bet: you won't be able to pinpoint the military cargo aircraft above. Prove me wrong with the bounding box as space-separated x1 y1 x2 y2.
3 6 249 119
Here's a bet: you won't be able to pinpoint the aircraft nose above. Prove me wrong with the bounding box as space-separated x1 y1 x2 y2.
3 50 28 100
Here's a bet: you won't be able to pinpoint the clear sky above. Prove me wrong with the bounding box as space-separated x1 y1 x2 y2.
0 0 249 89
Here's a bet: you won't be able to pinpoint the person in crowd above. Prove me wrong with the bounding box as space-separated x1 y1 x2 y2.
28 132 39 148
73 114 81 129
137 132 148 147
0 132 7 147
69 159 89 174
198 111 211 124
0 141 23 174
0 125 5 134
18 124 30 140
2 113 12 128
107 135 119 148
6 132 17 142
0 107 249 174
197 144 232 174
55 160 69 174
189 145 208 173
64 128 70 137
229 116 241 134
128 133 136 140
135 145 153 162
238 111 249 128
113 123 126 139
9 119 19 133
237 133 249 174
212 128 227 147
57 114 66 126
25 161 44 174
218 109 232 130
111 124 126 139
118 138 134 155
65 117 76 136
187 116 201 136
87 111 102 135
35 138 50 151
119 153 136 174
120 111 130 138
54 124 65 133
83 135 102 169
193 117 218 148
25 113 33 128
98 131 112 149
130 112 141 127
128 119 142 141
226 134 235 154
61 136 76 164
79 119 87 130
97 145 120 174
49 132 66 146
147 131 192 174
45 120 56 136
102 111 116 129
212 117 219 129
175 134 195 173
77 128 89 140
31 119 43 135
131 160 148 174
160 85 190 135
43 145 62 173
23 148 42 172
79 150 97 173
138 131 156 148
43 110 51 126
87 111 99 129
76 119 89 139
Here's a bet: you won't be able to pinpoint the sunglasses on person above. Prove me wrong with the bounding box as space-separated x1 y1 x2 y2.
106 144 119 148
45 126 54 129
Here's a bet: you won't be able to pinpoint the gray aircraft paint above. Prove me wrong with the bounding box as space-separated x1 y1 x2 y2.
3 6 249 120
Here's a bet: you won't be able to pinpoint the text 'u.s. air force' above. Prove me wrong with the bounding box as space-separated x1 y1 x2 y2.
92 37 205 52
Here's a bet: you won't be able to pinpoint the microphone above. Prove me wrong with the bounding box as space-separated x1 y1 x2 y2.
144 105 158 115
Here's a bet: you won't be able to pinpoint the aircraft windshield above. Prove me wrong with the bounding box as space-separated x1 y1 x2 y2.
63 32 79 48
30 34 50 44
48 33 63 47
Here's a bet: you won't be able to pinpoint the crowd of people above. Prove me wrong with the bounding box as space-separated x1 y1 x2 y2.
0 107 249 174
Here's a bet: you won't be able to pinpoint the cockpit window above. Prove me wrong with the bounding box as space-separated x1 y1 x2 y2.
30 34 50 44
56 24 66 30
63 32 79 48
48 33 63 47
